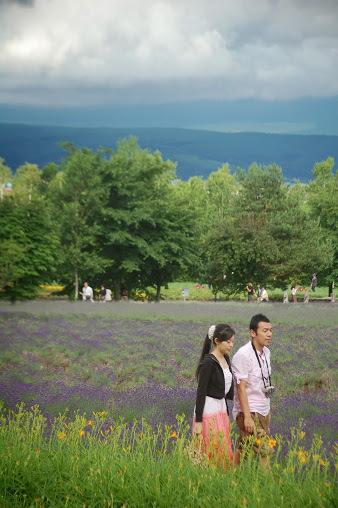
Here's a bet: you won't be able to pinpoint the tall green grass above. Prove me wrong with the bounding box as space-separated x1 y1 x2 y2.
0 403 336 507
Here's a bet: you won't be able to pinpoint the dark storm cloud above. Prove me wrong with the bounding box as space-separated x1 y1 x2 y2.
0 0 337 106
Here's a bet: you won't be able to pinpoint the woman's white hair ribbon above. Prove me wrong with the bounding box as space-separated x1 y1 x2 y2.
208 325 216 341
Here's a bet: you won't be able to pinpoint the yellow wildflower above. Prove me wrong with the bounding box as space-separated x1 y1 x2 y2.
79 430 86 438
255 438 262 446
87 420 94 428
313 454 320 462
299 431 305 440
319 459 328 467
57 431 66 441
297 449 308 464
268 438 277 449
170 431 178 439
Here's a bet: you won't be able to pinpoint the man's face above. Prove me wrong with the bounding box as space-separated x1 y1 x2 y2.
250 321 272 348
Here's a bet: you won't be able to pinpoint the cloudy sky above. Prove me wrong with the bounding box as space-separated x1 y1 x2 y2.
1 0 338 107
0 0 338 134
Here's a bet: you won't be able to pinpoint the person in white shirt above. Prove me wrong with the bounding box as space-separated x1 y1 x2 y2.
291 286 297 304
232 314 273 464
81 282 94 302
105 288 112 302
258 287 269 302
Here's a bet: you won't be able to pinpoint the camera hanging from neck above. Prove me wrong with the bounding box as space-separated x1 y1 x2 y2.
251 341 271 389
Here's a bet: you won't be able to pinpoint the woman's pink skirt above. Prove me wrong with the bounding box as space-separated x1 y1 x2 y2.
193 396 233 467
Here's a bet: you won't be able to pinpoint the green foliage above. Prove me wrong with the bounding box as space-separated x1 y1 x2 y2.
0 404 336 507
100 138 196 299
307 157 338 284
12 163 42 202
0 197 59 301
49 145 108 298
0 141 336 301
0 157 12 193
203 164 332 294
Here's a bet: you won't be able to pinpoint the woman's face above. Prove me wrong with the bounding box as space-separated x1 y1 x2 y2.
217 336 235 355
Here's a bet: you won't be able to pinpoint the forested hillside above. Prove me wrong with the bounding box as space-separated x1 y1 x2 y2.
1 123 338 181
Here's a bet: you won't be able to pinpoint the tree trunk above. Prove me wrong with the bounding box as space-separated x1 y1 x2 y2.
156 284 161 302
74 269 79 301
114 280 121 301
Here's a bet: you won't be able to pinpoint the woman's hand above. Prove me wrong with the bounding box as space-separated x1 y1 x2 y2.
194 422 203 436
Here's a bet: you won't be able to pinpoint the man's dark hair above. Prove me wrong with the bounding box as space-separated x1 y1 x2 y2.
250 314 270 332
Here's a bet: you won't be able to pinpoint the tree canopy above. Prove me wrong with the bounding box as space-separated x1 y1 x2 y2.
0 143 336 301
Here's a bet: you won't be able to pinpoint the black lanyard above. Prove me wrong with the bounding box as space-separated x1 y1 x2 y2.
251 342 271 388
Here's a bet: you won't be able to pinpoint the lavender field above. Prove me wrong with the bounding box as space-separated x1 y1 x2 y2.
0 300 337 450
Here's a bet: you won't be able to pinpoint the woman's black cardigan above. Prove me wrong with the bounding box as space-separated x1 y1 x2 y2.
195 354 234 423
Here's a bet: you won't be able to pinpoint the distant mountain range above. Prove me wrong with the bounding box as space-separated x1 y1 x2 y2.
1 123 337 181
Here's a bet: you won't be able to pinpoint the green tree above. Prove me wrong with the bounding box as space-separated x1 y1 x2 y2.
307 157 338 294
13 163 41 202
0 197 59 302
49 145 107 299
173 176 208 281
138 180 199 301
204 164 331 296
101 137 183 299
0 158 12 201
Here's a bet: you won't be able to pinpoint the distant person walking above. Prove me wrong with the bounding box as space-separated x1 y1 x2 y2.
105 287 112 302
291 286 297 304
246 283 255 302
311 273 317 292
193 324 235 467
258 287 269 302
232 314 274 466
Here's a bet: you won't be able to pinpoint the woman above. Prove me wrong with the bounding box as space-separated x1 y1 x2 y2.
193 323 235 466
291 286 297 304
246 283 255 302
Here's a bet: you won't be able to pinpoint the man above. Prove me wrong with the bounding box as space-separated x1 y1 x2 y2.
232 314 273 464
81 281 94 302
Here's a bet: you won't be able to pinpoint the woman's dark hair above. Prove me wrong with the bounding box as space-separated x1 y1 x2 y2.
196 323 235 379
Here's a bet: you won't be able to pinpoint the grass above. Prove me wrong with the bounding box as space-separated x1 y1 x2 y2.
0 403 336 508
0 301 337 505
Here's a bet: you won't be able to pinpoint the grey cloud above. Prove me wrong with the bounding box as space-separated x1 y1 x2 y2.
0 0 337 106
0 0 34 6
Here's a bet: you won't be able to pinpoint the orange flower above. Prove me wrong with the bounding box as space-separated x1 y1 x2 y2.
297 449 308 464
79 430 86 438
170 431 178 439
268 438 277 449
255 438 262 446
57 431 66 441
